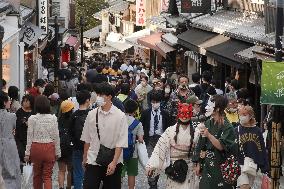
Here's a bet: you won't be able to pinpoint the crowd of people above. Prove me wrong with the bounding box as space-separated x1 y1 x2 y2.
0 54 274 189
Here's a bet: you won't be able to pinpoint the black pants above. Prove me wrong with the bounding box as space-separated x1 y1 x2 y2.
147 135 161 188
83 163 122 189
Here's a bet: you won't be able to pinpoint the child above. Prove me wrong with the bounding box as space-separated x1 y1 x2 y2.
122 99 144 189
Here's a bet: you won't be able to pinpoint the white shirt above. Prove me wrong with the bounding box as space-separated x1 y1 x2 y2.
25 114 61 157
149 108 163 136
81 105 128 165
120 64 134 72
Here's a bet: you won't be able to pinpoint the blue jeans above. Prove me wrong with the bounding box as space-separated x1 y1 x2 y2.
72 150 84 189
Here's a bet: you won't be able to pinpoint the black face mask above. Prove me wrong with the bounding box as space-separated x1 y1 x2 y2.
177 119 191 125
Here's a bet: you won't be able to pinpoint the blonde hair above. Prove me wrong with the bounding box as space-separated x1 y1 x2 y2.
242 105 257 126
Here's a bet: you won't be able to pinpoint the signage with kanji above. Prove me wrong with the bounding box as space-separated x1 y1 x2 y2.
181 0 211 13
136 0 146 26
261 61 284 105
38 0 48 35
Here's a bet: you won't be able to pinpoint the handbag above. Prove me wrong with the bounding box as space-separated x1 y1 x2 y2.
22 163 33 189
165 159 188 183
238 126 257 176
95 109 115 167
137 141 149 169
261 174 271 189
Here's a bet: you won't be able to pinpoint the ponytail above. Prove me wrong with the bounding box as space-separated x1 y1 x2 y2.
174 123 180 143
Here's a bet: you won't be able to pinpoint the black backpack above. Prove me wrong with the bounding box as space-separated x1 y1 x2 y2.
58 118 72 156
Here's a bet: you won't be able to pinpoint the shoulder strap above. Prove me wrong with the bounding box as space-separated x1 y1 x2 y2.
129 119 140 131
96 108 100 140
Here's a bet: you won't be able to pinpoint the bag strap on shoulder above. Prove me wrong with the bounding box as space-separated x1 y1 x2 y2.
129 119 140 132
96 108 100 140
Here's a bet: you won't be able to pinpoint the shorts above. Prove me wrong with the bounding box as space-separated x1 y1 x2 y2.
121 158 138 177
237 171 256 187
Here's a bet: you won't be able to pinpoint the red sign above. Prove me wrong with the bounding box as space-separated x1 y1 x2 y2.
136 0 146 26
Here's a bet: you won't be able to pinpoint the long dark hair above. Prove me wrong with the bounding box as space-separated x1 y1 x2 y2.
0 91 9 109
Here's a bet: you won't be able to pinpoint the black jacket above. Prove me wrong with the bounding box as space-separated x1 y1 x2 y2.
140 108 173 144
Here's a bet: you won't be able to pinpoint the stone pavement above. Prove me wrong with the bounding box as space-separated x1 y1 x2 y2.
22 162 284 189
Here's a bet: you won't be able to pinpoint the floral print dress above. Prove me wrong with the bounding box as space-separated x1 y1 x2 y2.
193 118 236 189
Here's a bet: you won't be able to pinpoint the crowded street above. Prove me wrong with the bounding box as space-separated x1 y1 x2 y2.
1 0 284 189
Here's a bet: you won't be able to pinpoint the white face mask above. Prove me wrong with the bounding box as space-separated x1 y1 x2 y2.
152 102 160 110
96 96 106 107
205 99 215 117
141 81 147 86
239 115 250 125
165 88 171 94
161 72 166 78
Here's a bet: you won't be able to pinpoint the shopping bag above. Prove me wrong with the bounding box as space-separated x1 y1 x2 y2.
137 142 149 169
261 174 271 189
22 163 33 188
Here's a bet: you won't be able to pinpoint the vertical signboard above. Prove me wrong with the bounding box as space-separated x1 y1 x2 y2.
181 0 211 13
136 0 146 26
261 61 284 105
38 0 48 35
161 0 170 12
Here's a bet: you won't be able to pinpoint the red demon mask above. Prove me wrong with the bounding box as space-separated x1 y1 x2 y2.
177 103 193 120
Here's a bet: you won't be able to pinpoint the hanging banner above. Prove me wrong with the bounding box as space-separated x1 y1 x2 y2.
38 0 48 35
101 11 110 34
161 0 170 12
261 61 284 105
181 0 211 13
136 0 146 26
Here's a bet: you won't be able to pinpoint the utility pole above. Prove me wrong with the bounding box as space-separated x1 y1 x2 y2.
0 25 4 89
271 0 283 188
54 16 60 92
80 16 84 67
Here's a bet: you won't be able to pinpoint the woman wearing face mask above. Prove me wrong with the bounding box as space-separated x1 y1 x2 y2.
146 102 196 189
235 106 268 189
193 95 237 189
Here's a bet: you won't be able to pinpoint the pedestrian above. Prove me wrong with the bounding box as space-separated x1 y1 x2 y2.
225 92 239 127
122 99 144 189
85 63 98 83
93 65 108 83
189 72 201 89
135 76 152 111
26 79 46 97
236 105 269 189
7 86 21 113
140 90 172 189
81 82 128 189
58 100 75 189
15 94 34 167
166 75 194 123
25 95 61 189
120 60 134 72
193 95 236 189
0 91 21 189
43 84 55 98
146 102 195 189
70 90 91 189
1 79 6 92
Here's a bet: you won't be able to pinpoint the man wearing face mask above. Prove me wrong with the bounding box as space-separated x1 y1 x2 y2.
81 82 128 189
140 91 172 189
147 78 165 109
225 93 239 127
135 76 152 111
26 79 46 97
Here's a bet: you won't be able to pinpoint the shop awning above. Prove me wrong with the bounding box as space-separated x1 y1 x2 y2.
125 29 151 47
84 25 101 39
137 33 163 51
85 49 100 57
156 41 175 58
162 33 178 46
105 40 132 53
20 22 43 47
96 46 119 54
1 21 20 46
177 28 218 53
66 36 80 50
205 38 253 67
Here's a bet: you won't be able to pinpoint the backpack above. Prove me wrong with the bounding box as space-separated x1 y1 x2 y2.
58 118 72 156
73 110 90 145
123 119 140 160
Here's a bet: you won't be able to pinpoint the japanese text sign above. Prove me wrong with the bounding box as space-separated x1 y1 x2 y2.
38 0 48 35
261 61 284 105
181 0 211 13
136 0 146 26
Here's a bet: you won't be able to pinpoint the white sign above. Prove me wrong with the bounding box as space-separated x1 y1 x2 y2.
161 0 170 12
38 0 48 35
136 0 146 26
101 12 110 34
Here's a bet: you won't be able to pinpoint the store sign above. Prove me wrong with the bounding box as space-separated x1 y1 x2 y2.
161 0 170 12
181 0 211 13
136 0 146 26
38 0 48 35
101 12 110 34
261 61 284 105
